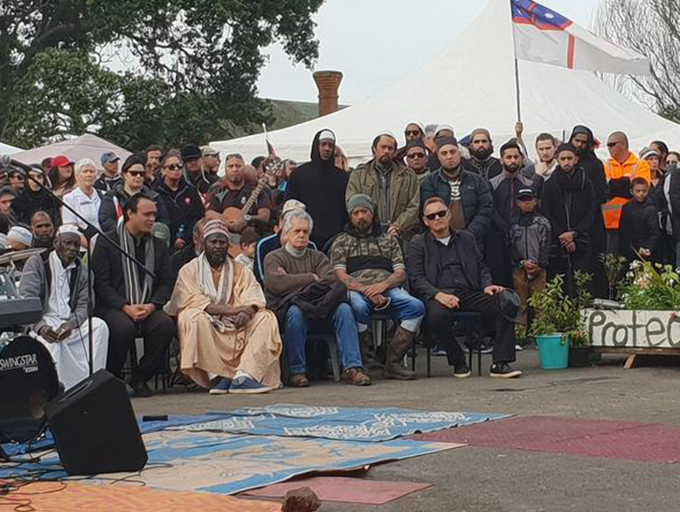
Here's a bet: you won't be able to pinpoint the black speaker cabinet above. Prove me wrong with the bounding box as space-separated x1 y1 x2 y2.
45 369 148 475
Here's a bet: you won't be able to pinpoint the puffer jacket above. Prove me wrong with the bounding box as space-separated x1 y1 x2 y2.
508 212 552 268
98 182 169 232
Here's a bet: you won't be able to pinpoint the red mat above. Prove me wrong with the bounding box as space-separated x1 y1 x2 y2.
244 477 432 505
410 416 680 463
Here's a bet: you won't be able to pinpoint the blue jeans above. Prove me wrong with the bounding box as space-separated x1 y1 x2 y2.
348 288 425 333
284 303 363 375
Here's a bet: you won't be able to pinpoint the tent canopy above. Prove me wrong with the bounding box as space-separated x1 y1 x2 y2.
12 134 131 166
212 0 680 163
0 141 22 155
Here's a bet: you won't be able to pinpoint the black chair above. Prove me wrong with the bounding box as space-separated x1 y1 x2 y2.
419 311 486 377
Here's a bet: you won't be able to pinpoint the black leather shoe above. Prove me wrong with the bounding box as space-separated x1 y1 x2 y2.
490 362 522 379
131 381 154 398
453 361 472 379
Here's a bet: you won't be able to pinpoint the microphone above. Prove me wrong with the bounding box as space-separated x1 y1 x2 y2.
0 154 33 173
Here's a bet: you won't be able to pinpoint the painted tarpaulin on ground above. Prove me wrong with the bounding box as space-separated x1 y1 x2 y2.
1 414 219 457
0 430 461 495
182 404 511 442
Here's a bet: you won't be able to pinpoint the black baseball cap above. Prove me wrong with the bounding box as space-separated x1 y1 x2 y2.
517 187 536 200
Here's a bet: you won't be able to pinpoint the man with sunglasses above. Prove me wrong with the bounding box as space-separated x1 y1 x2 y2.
99 154 169 233
409 196 522 379
346 132 420 240
603 132 651 254
404 140 431 183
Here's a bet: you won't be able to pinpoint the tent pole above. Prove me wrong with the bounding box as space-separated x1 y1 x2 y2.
514 57 522 123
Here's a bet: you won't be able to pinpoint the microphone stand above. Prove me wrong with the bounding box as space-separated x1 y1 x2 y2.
11 160 155 377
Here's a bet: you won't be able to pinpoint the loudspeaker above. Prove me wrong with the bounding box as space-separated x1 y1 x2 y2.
45 369 148 475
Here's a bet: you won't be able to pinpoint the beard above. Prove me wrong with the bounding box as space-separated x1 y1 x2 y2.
504 164 520 174
470 146 493 160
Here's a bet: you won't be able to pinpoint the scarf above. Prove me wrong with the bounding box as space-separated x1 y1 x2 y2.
554 167 586 192
197 253 235 332
118 222 154 305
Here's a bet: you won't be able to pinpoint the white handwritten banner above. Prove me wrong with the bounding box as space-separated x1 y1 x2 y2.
583 309 680 349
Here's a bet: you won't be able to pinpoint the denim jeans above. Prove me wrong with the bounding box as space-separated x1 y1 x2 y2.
348 288 425 333
284 303 363 375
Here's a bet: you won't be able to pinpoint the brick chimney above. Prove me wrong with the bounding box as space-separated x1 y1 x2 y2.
313 70 343 117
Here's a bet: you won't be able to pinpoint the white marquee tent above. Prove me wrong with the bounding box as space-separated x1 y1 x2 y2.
12 133 131 166
0 141 22 155
212 0 680 163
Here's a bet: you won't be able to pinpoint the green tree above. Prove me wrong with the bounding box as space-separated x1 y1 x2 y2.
0 0 323 149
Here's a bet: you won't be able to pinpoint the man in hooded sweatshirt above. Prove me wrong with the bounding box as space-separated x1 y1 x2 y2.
569 125 608 297
285 129 349 250
462 128 503 181
346 132 420 240
542 144 596 296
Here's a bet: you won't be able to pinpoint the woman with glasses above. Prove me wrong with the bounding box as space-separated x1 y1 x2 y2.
62 158 103 245
11 164 61 226
153 150 204 251
98 153 169 232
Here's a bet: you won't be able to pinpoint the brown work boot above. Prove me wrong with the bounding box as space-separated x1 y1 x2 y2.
359 330 383 369
383 326 416 380
288 373 310 388
343 367 372 386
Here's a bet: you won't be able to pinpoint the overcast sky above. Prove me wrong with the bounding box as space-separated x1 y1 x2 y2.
258 0 600 104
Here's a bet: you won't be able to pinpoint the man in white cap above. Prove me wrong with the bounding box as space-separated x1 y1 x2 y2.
201 145 221 178
167 219 282 394
20 224 109 390
286 129 349 249
6 225 32 250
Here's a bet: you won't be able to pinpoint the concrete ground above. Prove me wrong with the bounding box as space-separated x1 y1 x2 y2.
133 349 680 512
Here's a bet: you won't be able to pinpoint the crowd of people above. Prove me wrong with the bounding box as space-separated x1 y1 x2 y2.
0 121 677 397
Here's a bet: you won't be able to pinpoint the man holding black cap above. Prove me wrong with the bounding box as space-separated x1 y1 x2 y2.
508 187 551 326
286 129 348 249
95 152 122 192
182 145 217 196
409 196 522 379
420 136 493 247
346 132 420 240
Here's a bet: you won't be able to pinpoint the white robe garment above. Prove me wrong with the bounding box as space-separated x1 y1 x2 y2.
32 252 109 390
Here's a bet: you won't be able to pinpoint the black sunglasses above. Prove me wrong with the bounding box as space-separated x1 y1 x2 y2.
425 210 448 221
127 170 145 177
165 164 182 171
407 152 426 159
607 142 620 148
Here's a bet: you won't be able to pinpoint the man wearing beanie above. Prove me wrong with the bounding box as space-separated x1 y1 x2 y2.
463 128 503 181
346 132 420 240
420 136 493 247
331 194 425 379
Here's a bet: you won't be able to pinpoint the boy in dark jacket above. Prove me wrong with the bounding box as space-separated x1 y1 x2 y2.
618 177 660 262
508 187 551 326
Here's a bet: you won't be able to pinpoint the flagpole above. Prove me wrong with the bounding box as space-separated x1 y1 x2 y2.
514 57 522 123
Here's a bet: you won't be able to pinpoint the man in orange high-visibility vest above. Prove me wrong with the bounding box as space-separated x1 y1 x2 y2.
603 131 651 254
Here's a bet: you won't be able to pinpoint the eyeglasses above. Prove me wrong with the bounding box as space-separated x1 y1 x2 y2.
127 170 146 177
405 130 421 137
164 164 182 171
407 152 426 159
425 210 448 221
607 142 620 148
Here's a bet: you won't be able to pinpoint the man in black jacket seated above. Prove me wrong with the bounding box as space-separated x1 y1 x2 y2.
408 196 522 379
92 194 175 397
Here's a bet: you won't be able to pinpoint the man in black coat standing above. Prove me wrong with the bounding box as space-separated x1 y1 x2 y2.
408 196 521 379
92 194 175 397
570 125 608 297
285 129 348 250
542 144 596 296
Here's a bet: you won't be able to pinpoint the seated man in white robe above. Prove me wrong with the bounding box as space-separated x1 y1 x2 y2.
19 224 109 390
167 219 282 395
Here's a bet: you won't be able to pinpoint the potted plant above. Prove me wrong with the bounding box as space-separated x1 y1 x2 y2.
569 272 593 368
528 272 593 369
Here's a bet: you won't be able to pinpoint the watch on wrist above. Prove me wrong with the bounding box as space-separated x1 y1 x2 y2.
243 214 252 223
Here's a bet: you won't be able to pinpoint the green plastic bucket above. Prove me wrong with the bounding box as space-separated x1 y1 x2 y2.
536 334 570 370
